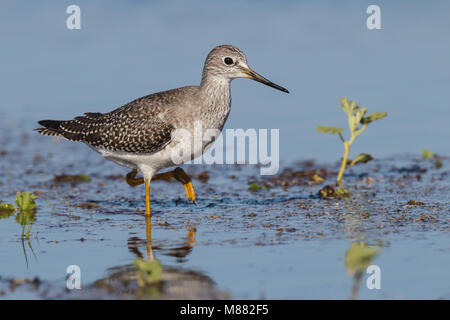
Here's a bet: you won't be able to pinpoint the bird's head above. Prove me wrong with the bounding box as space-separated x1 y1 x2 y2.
202 44 289 93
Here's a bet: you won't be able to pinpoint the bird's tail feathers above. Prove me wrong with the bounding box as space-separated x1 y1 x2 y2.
36 120 64 137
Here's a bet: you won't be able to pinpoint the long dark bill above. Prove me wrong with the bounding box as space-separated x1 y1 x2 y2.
245 68 289 93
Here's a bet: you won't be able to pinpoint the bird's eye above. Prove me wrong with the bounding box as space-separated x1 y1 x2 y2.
224 57 234 65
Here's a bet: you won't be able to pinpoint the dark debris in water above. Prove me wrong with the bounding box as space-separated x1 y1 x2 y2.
74 202 101 209
53 174 91 185
253 166 335 190
193 171 210 183
318 185 349 199
407 200 425 206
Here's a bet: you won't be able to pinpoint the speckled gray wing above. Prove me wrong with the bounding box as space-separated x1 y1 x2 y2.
37 104 174 154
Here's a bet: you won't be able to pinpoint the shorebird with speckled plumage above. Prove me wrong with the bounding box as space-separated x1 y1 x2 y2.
36 45 289 216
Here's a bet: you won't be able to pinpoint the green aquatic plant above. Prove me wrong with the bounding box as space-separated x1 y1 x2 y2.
421 149 442 169
1 194 38 267
16 209 36 240
345 241 380 276
0 203 16 219
15 192 37 211
317 98 387 190
134 258 163 287
421 149 434 159
248 183 267 192
0 203 16 210
318 184 349 198
344 241 382 300
14 192 38 242
1 192 38 214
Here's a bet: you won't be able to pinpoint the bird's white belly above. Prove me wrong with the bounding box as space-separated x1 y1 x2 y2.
93 129 220 178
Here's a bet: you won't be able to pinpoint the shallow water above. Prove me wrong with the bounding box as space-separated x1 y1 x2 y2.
0 1 449 300
0 124 448 299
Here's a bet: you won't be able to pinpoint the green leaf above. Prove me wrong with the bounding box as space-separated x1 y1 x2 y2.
15 210 36 226
0 203 16 211
340 98 370 133
421 149 443 169
407 200 424 206
249 183 267 192
361 112 387 124
352 107 367 131
421 149 434 159
340 97 358 117
335 187 350 197
134 258 163 286
316 125 344 135
15 192 37 211
345 242 380 275
349 153 373 167
0 203 16 219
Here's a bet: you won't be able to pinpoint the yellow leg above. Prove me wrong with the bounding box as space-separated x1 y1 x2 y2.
125 167 196 204
171 167 196 204
186 225 196 248
145 213 151 242
144 214 153 260
145 179 151 216
148 168 196 203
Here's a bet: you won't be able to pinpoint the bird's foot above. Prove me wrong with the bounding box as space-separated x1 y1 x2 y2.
152 167 196 204
173 167 197 204
126 169 144 187
126 168 197 204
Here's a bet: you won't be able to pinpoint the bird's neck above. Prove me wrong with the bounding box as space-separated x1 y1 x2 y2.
197 75 232 132
199 75 231 113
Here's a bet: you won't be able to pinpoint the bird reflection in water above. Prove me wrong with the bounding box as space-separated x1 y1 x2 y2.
128 215 197 263
92 215 229 299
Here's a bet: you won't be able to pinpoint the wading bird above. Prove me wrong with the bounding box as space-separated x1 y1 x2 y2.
37 45 289 216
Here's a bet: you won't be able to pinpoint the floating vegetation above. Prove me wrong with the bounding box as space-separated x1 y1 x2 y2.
0 203 16 219
318 185 349 198
0 193 39 266
248 183 267 192
407 200 425 206
14 192 37 242
1 192 37 217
